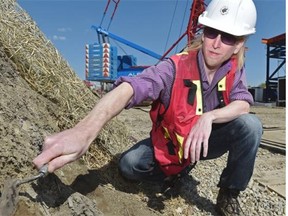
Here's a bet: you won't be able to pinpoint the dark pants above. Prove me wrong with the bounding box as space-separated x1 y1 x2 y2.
118 114 263 191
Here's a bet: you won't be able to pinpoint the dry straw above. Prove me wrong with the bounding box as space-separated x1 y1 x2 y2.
0 0 131 168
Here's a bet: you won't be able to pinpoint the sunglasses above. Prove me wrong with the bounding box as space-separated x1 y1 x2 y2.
203 27 240 46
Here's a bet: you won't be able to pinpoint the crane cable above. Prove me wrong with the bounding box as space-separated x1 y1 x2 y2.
111 38 128 55
163 0 191 55
176 0 190 52
99 0 121 30
99 0 110 27
164 0 179 53
107 0 121 30
99 0 129 56
160 0 199 60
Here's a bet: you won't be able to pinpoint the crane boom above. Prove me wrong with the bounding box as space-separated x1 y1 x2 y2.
92 26 163 60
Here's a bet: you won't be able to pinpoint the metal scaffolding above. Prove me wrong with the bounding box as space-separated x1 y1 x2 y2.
261 33 286 103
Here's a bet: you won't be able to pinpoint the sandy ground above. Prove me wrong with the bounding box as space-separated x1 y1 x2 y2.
0 43 286 216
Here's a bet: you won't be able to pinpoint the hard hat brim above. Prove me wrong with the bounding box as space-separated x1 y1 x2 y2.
198 16 256 36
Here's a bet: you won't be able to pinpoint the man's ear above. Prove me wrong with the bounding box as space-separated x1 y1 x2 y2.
234 40 245 54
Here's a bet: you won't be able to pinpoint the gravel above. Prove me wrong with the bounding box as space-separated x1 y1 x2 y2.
118 107 286 216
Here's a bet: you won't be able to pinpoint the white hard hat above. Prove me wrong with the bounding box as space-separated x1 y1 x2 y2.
198 0 257 36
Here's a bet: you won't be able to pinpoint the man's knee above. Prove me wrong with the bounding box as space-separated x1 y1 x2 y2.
231 114 263 152
235 114 263 137
118 153 137 180
242 113 262 131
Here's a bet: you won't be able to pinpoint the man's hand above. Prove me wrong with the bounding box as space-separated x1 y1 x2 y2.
184 112 214 164
33 127 91 173
183 100 250 164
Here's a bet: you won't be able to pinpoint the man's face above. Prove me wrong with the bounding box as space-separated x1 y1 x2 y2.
201 27 244 71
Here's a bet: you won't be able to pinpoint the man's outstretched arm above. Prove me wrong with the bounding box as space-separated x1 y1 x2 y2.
33 82 134 172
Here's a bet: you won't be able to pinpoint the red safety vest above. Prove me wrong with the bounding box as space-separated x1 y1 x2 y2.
150 51 237 176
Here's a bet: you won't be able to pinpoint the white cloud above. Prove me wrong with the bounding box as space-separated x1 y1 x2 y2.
57 27 72 32
52 35 66 41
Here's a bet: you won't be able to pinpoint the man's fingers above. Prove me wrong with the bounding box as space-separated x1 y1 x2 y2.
185 129 209 162
47 155 74 173
33 146 60 170
34 151 76 173
195 139 203 161
190 139 197 164
202 140 209 158
184 136 192 159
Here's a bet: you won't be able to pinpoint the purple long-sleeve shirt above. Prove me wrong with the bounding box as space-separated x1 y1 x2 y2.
114 50 253 112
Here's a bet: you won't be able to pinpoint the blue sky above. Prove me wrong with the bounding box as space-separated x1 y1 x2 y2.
17 0 286 87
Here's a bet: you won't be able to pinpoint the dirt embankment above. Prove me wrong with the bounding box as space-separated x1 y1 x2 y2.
0 44 59 182
0 37 160 215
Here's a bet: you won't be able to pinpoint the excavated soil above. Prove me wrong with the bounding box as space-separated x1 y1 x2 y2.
0 43 286 216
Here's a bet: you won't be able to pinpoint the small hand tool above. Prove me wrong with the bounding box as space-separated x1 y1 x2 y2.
0 164 49 216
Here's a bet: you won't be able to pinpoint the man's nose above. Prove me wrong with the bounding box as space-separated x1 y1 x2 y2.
212 34 222 48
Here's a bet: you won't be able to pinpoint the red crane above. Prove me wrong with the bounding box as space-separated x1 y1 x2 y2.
161 0 206 60
99 0 206 60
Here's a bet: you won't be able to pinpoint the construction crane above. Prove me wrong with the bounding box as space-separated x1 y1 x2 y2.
85 0 205 83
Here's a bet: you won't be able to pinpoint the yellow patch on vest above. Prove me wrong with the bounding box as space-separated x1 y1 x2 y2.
175 133 184 163
192 80 203 115
218 76 227 91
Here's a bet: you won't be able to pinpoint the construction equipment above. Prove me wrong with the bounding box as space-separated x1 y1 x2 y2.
85 28 155 82
85 0 205 84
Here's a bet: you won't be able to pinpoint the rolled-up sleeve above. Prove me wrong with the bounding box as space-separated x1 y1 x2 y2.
114 59 175 108
230 67 254 105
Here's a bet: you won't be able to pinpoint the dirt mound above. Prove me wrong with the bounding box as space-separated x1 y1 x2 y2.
0 41 94 215
0 1 169 215
0 43 56 184
0 1 149 215
0 39 161 216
